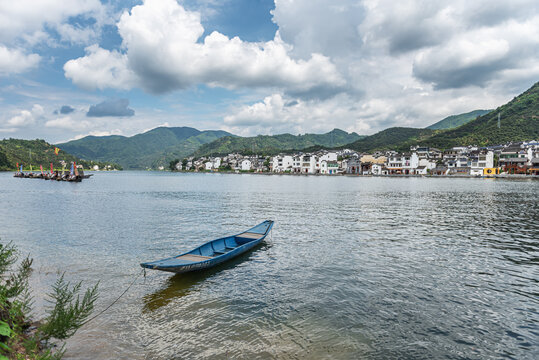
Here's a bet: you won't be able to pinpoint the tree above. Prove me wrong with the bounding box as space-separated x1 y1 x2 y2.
169 159 180 171
0 150 9 170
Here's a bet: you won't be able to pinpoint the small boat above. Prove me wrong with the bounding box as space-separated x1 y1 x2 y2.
141 220 274 274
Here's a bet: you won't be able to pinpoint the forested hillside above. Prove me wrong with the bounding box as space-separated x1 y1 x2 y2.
427 109 492 130
58 127 232 169
195 129 363 156
0 139 118 170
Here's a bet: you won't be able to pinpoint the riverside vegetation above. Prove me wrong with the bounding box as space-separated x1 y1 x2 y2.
0 241 98 359
0 139 120 172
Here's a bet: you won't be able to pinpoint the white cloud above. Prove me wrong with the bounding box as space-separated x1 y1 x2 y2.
413 17 539 89
8 0 539 139
0 0 106 44
0 0 111 77
241 0 539 134
61 129 124 143
141 122 171 133
64 0 344 95
5 104 44 127
0 45 40 75
223 93 368 136
272 0 364 58
45 116 92 131
64 45 136 91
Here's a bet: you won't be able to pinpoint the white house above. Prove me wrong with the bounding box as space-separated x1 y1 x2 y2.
272 155 293 172
320 160 338 174
320 160 328 174
205 161 213 170
470 150 494 176
415 166 428 175
371 163 383 175
301 155 317 174
292 155 302 173
327 161 339 174
241 159 252 171
319 152 338 162
402 152 419 174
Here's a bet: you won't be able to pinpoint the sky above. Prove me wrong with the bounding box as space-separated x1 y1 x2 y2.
1 0 538 143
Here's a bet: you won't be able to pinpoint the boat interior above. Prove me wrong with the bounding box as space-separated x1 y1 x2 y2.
178 232 262 260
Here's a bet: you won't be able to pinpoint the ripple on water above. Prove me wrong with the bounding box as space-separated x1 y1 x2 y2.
0 173 537 359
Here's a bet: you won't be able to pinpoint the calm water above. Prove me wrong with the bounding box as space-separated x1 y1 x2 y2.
0 172 537 359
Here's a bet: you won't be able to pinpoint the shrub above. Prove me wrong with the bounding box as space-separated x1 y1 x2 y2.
0 240 98 359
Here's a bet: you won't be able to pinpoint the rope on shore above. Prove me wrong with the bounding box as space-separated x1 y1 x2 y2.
81 268 145 327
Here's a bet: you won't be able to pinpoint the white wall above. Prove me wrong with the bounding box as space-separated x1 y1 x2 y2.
241 159 252 171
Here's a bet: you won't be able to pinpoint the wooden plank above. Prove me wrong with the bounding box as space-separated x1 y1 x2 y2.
177 254 213 261
237 232 262 239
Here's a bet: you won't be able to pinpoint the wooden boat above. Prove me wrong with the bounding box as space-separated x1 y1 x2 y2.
141 220 274 274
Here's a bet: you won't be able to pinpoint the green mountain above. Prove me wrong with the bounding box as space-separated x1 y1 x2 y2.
345 127 435 152
195 129 364 157
58 127 232 169
346 81 539 152
415 82 539 149
0 138 119 171
427 109 492 130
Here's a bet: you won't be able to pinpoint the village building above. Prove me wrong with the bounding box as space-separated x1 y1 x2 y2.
272 155 293 172
346 158 361 174
499 144 529 174
240 159 252 171
371 163 385 175
301 155 317 174
469 150 494 176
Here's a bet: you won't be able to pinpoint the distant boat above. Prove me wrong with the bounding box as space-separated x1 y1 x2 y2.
141 220 274 274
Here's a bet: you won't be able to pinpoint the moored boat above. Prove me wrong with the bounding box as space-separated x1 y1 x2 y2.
141 220 274 274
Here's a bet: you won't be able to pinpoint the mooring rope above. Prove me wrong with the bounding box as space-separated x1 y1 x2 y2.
81 268 145 327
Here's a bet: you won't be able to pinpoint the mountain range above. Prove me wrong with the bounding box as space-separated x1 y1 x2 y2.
426 109 492 130
3 81 537 171
58 127 231 169
194 128 364 157
58 127 363 169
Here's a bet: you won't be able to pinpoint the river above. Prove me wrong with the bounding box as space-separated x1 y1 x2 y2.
0 171 537 359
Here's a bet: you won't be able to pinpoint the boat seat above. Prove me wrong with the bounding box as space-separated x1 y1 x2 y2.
225 246 236 250
213 250 226 255
176 254 212 262
237 232 262 239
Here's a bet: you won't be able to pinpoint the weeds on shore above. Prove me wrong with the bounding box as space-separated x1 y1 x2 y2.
0 241 98 359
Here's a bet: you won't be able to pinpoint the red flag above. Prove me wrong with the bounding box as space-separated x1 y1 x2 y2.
74 162 79 176
50 163 53 174
40 165 44 175
16 162 18 170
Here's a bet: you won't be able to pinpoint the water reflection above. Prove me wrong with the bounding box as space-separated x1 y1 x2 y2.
143 243 269 312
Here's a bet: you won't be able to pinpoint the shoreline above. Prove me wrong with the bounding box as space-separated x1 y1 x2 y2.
3 170 537 180
169 170 539 180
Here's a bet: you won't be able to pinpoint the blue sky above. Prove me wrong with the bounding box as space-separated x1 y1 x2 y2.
1 0 538 143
